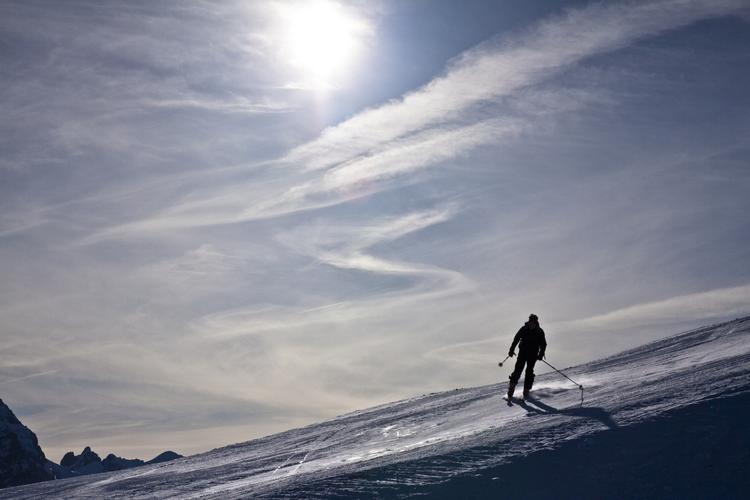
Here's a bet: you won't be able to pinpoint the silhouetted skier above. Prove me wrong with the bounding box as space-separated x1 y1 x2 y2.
507 314 547 400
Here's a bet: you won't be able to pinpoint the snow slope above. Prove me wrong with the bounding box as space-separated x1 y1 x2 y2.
4 317 750 499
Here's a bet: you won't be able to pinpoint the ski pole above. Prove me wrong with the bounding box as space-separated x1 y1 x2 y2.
541 359 585 405
497 355 510 367
541 360 583 388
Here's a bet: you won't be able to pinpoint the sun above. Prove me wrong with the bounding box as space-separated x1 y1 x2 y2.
279 1 370 87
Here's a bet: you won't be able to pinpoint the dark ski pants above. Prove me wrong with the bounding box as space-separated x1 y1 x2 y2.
509 354 537 392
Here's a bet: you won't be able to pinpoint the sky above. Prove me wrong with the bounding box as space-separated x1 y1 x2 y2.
1 0 749 462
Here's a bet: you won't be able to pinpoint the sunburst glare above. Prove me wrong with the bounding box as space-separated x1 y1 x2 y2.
278 0 371 88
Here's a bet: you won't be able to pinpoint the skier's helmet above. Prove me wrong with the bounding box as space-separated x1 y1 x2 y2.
529 313 539 322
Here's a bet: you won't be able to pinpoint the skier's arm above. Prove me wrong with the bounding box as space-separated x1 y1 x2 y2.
538 329 547 359
509 327 523 356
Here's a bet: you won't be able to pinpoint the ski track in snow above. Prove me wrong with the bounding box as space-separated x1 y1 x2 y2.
3 317 750 499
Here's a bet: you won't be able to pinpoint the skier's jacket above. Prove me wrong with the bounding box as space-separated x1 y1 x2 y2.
510 320 547 359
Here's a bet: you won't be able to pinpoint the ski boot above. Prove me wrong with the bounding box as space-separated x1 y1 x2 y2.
506 380 517 404
522 374 534 400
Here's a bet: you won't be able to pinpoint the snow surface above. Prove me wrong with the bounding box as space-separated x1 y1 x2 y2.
3 317 750 499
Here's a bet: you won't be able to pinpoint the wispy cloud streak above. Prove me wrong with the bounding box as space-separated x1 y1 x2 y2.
284 0 748 172
79 0 748 240
565 284 750 331
196 206 471 340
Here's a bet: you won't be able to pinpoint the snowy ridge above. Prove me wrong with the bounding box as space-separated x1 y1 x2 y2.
3 316 750 499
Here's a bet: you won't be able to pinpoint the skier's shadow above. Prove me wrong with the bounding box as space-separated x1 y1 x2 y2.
518 398 618 429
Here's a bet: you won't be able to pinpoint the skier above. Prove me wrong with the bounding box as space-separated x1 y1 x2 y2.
507 314 547 400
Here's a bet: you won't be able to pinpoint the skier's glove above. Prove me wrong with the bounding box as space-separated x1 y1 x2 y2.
537 352 545 361
508 350 515 357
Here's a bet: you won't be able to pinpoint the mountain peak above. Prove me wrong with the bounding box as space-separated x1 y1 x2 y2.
0 400 53 489
0 399 22 426
146 450 183 464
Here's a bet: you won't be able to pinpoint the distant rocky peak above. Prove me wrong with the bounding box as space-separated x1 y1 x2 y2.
79 446 100 465
147 450 183 464
0 399 22 425
56 445 183 475
0 399 47 459
59 446 102 468
60 451 77 467
0 399 53 488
